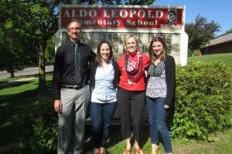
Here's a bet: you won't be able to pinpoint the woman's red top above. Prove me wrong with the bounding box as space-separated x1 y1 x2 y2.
117 52 150 91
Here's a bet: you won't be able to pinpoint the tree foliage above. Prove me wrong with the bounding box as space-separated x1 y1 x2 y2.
224 28 232 34
24 1 59 90
185 15 220 53
0 0 155 85
61 0 155 5
0 1 58 89
0 1 32 76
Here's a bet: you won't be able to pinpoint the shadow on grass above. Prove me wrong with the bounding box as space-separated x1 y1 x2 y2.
0 88 39 146
84 117 150 153
84 124 122 153
0 79 150 153
0 81 32 89
0 83 56 153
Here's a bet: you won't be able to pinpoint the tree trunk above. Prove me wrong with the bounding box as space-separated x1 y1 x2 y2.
7 66 15 78
38 42 47 90
10 68 15 78
9 44 15 78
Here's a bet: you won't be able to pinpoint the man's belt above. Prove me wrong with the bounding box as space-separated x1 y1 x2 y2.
62 84 83 90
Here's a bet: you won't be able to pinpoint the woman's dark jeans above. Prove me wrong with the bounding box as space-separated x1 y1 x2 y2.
146 97 172 153
90 102 116 148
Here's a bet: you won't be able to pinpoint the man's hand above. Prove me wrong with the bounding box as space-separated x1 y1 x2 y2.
54 100 62 113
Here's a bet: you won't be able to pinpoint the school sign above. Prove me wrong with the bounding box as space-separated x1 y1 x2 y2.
57 5 188 65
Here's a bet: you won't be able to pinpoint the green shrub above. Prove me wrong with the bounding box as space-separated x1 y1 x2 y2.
15 62 232 154
16 92 57 154
172 62 232 140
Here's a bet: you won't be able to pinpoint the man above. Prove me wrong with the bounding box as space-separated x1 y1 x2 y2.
53 20 95 154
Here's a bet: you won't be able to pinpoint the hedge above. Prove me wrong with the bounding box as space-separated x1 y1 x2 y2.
16 62 232 153
172 62 232 139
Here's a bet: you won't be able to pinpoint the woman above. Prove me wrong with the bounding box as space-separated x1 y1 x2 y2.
117 34 150 154
146 36 176 154
90 40 119 154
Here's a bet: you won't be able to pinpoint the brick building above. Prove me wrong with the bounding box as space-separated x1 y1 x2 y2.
201 32 232 54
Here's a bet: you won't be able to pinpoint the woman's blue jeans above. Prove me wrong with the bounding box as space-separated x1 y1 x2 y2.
90 102 116 148
146 97 172 153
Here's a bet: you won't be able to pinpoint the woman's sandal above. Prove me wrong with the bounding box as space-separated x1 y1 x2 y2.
135 148 143 154
100 148 106 154
94 148 101 154
123 149 131 154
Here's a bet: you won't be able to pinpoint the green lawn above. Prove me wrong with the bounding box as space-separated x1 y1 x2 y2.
0 75 54 153
188 53 232 72
105 128 232 154
0 53 232 153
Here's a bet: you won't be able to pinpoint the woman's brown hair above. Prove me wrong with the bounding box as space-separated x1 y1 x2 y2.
95 40 113 66
148 36 167 63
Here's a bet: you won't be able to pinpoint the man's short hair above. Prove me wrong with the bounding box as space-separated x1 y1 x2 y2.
66 19 81 29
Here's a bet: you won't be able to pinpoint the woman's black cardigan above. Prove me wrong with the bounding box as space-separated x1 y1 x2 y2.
164 55 176 107
163 55 176 129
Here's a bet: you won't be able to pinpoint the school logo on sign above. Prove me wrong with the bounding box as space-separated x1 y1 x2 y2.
167 9 177 25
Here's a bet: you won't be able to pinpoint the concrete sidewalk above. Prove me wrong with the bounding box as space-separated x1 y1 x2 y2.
0 65 53 80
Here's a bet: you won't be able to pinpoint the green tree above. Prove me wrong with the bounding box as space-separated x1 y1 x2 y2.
61 0 155 5
25 1 58 90
224 28 232 34
0 1 58 89
185 15 220 54
0 1 30 77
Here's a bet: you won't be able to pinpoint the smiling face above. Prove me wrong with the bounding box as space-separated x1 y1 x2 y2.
67 21 81 42
152 41 164 57
125 36 138 53
100 43 111 62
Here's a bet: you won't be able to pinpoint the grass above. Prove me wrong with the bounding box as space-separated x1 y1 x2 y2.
188 53 232 72
85 125 232 154
0 80 38 151
0 74 54 153
172 129 232 154
0 53 232 153
106 129 232 154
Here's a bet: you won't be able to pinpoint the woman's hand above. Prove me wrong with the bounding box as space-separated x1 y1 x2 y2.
164 104 170 109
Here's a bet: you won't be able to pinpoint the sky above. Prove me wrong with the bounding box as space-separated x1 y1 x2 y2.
155 0 231 36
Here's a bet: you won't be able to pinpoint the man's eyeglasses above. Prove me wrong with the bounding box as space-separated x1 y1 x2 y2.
68 27 81 31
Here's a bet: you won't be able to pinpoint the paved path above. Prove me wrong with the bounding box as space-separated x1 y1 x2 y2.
0 65 53 80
